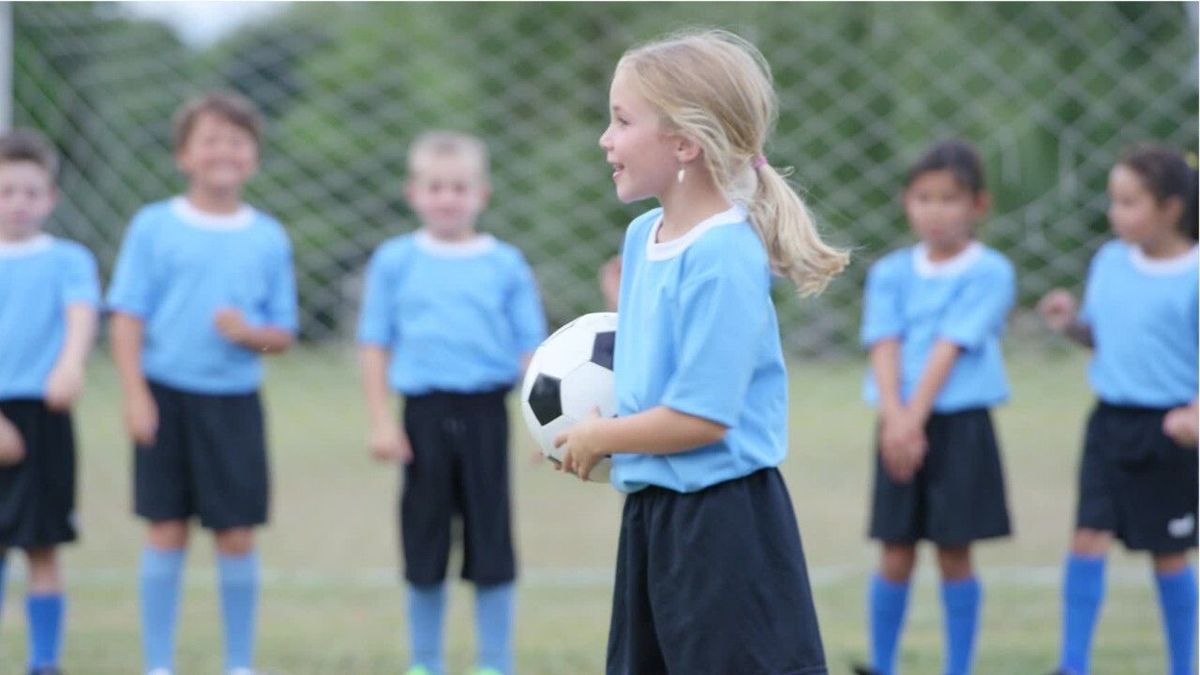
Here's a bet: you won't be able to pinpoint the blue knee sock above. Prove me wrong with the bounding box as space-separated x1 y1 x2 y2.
1154 565 1197 675
869 574 911 675
218 550 260 671
140 547 185 672
941 577 981 675
408 582 447 674
475 582 515 674
1060 554 1106 675
26 592 64 668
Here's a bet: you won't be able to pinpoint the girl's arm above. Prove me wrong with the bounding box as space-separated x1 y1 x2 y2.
870 338 924 482
1038 289 1094 348
44 303 98 411
555 405 726 480
359 345 411 463
110 312 157 447
214 308 294 354
869 339 904 418
905 340 961 424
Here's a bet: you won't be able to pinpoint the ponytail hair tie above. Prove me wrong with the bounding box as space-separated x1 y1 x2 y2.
752 154 768 170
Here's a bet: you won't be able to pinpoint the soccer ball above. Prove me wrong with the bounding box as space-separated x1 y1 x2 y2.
520 312 616 482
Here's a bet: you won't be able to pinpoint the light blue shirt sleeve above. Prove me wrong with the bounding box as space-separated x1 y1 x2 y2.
357 246 397 348
938 258 1016 350
106 211 155 317
861 256 904 347
263 234 298 332
506 252 547 354
661 259 767 428
62 244 100 307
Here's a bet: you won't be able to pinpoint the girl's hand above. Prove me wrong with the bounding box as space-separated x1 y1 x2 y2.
214 307 251 345
369 423 413 464
879 411 925 483
45 363 85 412
0 414 25 467
554 410 609 481
1037 289 1078 334
1163 403 1199 449
125 389 159 448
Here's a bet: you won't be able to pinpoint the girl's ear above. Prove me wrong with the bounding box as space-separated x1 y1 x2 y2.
673 134 703 164
1161 194 1185 229
973 190 992 216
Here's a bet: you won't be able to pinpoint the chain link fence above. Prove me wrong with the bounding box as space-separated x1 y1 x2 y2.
13 2 1198 355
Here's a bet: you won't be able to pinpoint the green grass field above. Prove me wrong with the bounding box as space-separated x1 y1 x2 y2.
0 345 1179 674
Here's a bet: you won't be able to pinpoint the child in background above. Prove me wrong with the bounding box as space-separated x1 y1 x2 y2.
358 131 546 675
557 29 847 673
0 129 100 675
1038 145 1197 675
106 91 298 675
855 140 1016 675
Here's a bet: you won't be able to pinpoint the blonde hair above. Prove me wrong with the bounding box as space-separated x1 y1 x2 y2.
406 130 489 181
618 29 849 295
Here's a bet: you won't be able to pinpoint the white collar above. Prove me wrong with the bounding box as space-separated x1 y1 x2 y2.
171 196 254 231
414 229 497 257
1130 243 1198 276
913 241 983 278
0 233 53 258
646 205 747 261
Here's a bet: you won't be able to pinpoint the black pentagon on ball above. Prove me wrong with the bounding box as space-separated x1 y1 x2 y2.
528 373 564 425
591 331 615 370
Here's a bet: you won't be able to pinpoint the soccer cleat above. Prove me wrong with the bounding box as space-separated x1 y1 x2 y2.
851 665 881 675
403 666 434 675
27 668 63 675
146 669 172 675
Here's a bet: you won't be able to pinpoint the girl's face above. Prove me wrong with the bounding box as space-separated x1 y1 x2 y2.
902 169 986 254
598 66 681 204
176 112 259 196
1107 164 1182 246
0 161 55 242
405 155 490 239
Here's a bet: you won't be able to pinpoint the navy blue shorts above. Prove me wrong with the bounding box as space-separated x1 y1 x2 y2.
0 400 77 549
400 388 514 586
869 408 1012 546
134 380 269 530
1076 402 1199 553
607 468 827 675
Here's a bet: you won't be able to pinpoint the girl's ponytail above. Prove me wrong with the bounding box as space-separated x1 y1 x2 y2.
749 163 849 296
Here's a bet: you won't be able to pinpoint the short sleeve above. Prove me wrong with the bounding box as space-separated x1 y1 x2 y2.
1078 246 1109 327
937 258 1016 350
860 256 905 348
506 252 547 354
105 211 155 317
61 244 100 307
357 246 399 347
263 233 299 332
661 262 768 428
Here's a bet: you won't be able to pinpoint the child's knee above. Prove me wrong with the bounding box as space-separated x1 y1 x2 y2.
936 545 973 579
880 543 917 581
214 527 256 556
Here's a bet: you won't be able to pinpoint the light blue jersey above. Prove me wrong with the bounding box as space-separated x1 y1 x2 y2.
357 230 547 395
861 242 1015 412
106 197 298 395
611 206 789 494
1079 240 1198 407
0 235 100 400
